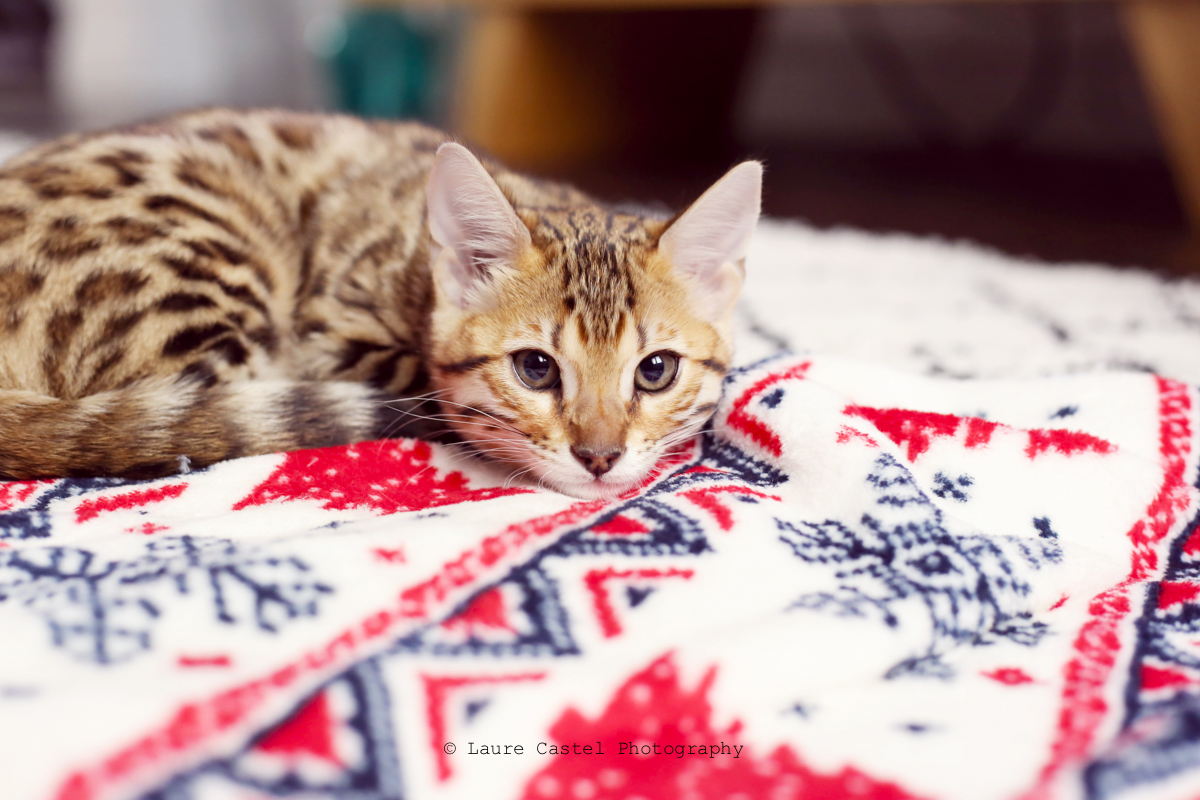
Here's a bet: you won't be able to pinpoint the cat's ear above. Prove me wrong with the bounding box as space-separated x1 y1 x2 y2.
426 142 532 308
658 161 762 321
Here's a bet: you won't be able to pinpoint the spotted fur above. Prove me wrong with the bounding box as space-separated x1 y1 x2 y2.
0 109 761 496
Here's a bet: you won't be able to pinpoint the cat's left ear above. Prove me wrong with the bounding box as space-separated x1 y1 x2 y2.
658 161 762 322
427 142 532 308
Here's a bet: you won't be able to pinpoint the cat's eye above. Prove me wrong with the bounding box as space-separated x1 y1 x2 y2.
513 349 560 390
635 352 679 392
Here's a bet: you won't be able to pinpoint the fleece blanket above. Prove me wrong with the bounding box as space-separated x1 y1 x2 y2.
4 220 1200 800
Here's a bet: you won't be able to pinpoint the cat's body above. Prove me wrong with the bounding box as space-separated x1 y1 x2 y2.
0 108 761 498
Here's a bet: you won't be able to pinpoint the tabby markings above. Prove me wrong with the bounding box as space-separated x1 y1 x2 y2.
0 206 27 243
438 355 492 375
159 255 271 320
197 124 263 169
161 323 236 358
75 270 148 303
43 216 102 261
143 195 246 241
94 150 147 187
272 121 318 151
103 311 145 340
105 216 166 245
159 292 218 313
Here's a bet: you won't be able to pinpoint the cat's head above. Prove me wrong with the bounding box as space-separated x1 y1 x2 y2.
424 143 761 499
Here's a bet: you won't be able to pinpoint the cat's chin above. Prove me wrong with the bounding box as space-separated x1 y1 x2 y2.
541 474 639 501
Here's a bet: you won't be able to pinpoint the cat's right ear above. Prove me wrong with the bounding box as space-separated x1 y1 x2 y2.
426 143 532 308
658 160 762 323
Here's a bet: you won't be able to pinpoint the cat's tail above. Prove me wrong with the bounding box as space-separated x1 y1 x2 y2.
0 378 396 480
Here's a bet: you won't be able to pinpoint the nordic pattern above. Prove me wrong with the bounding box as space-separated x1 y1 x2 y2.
2 353 1199 800
1085 467 1200 800
778 452 1061 679
0 535 331 664
0 476 124 540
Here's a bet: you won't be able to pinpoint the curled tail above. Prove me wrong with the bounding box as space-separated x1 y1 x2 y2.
0 379 390 480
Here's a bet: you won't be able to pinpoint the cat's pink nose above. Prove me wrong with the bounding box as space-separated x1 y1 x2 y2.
571 445 624 478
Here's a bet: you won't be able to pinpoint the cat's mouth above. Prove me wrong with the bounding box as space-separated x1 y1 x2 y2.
551 474 638 501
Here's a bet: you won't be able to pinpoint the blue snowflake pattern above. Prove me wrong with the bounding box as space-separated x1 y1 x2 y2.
0 477 126 540
777 453 1061 678
0 536 333 664
932 472 973 502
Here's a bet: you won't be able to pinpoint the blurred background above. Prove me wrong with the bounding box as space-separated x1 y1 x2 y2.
0 0 1195 272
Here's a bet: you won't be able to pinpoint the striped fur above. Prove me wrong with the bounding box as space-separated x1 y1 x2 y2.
0 109 760 494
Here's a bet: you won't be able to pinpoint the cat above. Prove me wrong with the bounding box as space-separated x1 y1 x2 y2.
0 108 761 499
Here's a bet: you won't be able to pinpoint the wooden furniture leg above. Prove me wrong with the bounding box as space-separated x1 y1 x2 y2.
452 8 759 173
1121 0 1200 231
453 10 623 169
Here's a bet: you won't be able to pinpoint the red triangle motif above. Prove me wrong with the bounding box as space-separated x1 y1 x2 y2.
584 568 694 638
1158 581 1200 609
442 587 517 636
591 515 650 536
1141 664 1193 690
255 690 341 765
423 672 546 782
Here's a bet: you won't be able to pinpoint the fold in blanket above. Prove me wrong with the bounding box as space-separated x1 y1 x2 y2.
2 352 1197 800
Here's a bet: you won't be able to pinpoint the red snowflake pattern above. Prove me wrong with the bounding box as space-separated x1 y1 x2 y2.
234 439 530 514
522 654 927 800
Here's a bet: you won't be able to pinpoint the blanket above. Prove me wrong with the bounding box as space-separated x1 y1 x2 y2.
4 221 1200 800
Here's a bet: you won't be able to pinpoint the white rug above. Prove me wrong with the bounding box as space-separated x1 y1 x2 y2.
739 220 1200 383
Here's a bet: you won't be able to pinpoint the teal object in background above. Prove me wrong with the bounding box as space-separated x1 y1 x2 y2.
327 8 444 121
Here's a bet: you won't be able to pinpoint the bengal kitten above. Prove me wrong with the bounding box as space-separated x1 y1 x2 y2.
0 109 761 499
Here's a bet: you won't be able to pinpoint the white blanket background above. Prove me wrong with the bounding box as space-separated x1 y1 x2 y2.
3 220 1200 800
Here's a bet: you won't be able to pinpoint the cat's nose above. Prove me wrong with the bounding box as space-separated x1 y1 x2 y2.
571 445 624 478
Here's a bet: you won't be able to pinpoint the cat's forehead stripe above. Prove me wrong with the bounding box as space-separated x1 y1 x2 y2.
527 206 650 345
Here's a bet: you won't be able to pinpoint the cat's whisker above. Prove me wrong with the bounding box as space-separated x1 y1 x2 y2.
656 421 709 449
502 464 541 490
452 447 529 460
376 405 524 441
446 440 531 460
378 416 432 439
429 419 518 438
376 407 447 438
441 443 535 484
441 444 485 465
403 461 438 487
448 421 527 439
412 419 516 438
429 399 523 431
657 433 704 453
444 434 528 448
436 410 512 421
440 418 525 434
380 386 454 403
416 446 473 480
418 410 526 437
447 439 527 449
